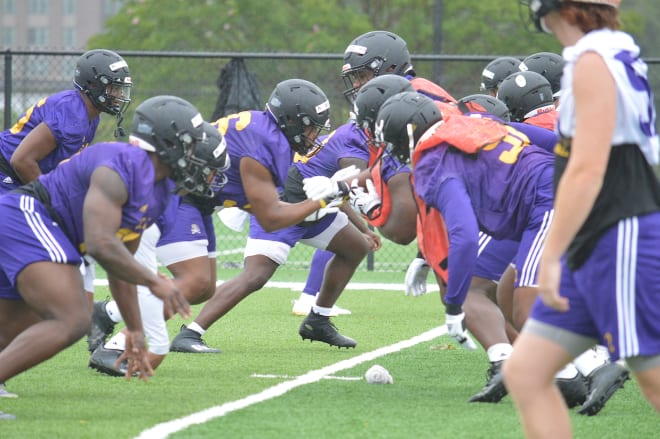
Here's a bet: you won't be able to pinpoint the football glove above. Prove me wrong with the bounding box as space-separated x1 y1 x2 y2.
404 257 430 297
350 178 381 219
445 310 478 350
302 166 358 202
304 198 343 222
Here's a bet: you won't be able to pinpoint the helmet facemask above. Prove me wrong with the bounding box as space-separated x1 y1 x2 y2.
341 62 378 104
175 130 231 198
284 108 331 158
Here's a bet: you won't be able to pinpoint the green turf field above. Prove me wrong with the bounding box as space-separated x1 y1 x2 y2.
1 271 657 438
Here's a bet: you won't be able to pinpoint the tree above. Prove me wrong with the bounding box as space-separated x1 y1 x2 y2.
88 0 651 135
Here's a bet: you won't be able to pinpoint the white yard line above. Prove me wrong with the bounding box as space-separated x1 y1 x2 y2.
135 325 447 439
93 279 440 292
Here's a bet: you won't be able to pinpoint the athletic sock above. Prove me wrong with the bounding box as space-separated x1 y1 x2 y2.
312 305 333 316
487 343 513 362
105 301 123 323
187 322 206 335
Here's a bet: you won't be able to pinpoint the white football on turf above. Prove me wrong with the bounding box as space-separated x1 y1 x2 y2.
365 365 393 384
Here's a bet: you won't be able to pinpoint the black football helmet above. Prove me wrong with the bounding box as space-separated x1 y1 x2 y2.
480 56 521 95
519 52 564 97
496 71 554 122
353 74 415 138
457 94 511 122
74 49 132 117
177 122 231 198
129 95 222 195
373 91 442 164
341 30 413 103
266 79 331 157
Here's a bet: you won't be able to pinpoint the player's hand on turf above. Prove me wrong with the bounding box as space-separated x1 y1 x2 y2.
150 272 191 320
538 254 569 311
118 330 154 382
445 309 478 350
404 257 430 297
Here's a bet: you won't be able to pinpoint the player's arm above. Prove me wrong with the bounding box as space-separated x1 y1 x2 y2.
10 122 57 184
378 172 417 244
433 178 479 311
83 166 189 320
83 167 159 287
240 156 321 231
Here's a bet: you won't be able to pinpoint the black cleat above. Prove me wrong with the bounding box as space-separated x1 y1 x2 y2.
298 310 357 348
468 360 508 403
578 362 630 416
170 325 221 353
556 373 588 408
87 301 116 353
89 345 127 377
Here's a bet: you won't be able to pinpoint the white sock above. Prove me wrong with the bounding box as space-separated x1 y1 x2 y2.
555 362 579 380
105 301 123 323
487 343 513 363
574 347 607 377
104 332 126 351
187 322 206 335
312 305 333 316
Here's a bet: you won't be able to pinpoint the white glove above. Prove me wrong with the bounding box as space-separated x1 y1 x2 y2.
350 178 381 218
445 311 478 350
302 176 350 202
331 164 360 182
404 258 430 297
302 166 357 202
304 198 343 222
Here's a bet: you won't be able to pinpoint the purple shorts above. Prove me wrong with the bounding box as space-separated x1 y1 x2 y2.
513 171 554 288
248 212 337 246
531 212 660 361
157 201 216 253
474 234 518 281
0 194 82 300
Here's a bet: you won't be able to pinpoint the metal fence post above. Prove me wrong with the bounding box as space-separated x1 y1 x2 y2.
3 50 12 130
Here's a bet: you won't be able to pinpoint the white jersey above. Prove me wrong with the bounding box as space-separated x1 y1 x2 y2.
558 29 659 164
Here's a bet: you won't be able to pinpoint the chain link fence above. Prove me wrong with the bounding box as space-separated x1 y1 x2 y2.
3 50 660 273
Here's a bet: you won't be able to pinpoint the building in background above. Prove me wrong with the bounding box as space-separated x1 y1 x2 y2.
1 0 124 50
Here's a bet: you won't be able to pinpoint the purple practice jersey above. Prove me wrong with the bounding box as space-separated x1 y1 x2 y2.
211 110 293 210
39 143 175 253
414 122 555 307
0 90 99 191
293 122 369 178
415 125 554 241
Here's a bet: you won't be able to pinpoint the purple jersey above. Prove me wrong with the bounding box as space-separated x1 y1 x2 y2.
39 143 175 253
414 123 555 306
0 90 99 190
211 111 292 209
293 122 368 178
